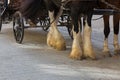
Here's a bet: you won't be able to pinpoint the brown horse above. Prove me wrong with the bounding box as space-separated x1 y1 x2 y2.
18 0 99 60
12 0 120 60
99 0 120 57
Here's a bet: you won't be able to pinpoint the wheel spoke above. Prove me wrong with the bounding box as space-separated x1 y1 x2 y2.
13 11 24 43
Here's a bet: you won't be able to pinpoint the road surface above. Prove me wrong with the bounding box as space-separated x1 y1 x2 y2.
0 15 120 80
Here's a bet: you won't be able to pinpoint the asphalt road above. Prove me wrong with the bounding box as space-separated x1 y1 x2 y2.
0 15 120 80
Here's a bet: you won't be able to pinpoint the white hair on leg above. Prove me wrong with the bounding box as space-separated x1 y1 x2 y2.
70 28 83 60
113 34 120 55
83 21 96 59
47 11 54 47
8 0 10 4
47 11 66 50
103 38 111 57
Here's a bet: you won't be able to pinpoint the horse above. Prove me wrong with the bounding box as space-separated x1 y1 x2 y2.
99 0 120 57
68 0 120 59
20 0 120 60
19 0 101 60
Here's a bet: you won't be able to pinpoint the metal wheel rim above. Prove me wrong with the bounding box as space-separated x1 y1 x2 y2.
13 12 24 43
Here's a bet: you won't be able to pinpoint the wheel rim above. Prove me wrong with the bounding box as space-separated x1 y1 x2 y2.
0 6 2 31
67 25 73 39
13 12 24 43
42 18 50 31
67 16 73 39
0 16 2 31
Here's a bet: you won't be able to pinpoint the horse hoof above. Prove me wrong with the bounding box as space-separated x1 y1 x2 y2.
83 51 96 60
114 50 120 55
112 54 120 59
85 55 97 60
69 52 82 60
47 40 54 47
102 51 112 57
69 55 82 60
54 44 66 51
85 57 98 60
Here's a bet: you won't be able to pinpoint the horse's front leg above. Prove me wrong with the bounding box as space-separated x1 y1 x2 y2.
47 10 66 50
83 14 96 59
113 14 120 55
69 11 83 60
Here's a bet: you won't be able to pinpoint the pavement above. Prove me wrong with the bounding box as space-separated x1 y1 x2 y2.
0 15 120 80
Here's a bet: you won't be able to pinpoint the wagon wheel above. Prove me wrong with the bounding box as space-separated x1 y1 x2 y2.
0 5 2 31
41 17 50 31
13 11 24 43
67 24 73 39
0 13 2 31
66 16 73 39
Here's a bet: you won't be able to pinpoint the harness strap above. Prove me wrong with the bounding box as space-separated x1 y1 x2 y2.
92 16 103 21
101 0 120 12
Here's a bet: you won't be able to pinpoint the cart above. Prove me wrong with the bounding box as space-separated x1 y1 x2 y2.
0 0 72 43
2 0 119 44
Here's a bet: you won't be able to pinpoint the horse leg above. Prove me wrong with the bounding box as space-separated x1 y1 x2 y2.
69 11 83 60
83 14 96 59
103 15 111 57
47 10 66 50
113 14 120 55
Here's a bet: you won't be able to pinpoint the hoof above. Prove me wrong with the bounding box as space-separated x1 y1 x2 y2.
85 57 98 60
112 54 120 59
69 49 82 60
47 28 66 51
83 49 96 60
69 54 82 60
47 34 54 47
51 37 66 50
114 49 120 55
54 42 66 50
86 55 96 60
47 34 66 50
102 51 112 57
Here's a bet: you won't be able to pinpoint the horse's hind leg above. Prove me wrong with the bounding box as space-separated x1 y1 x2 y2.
103 15 111 57
47 9 66 50
113 14 120 55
